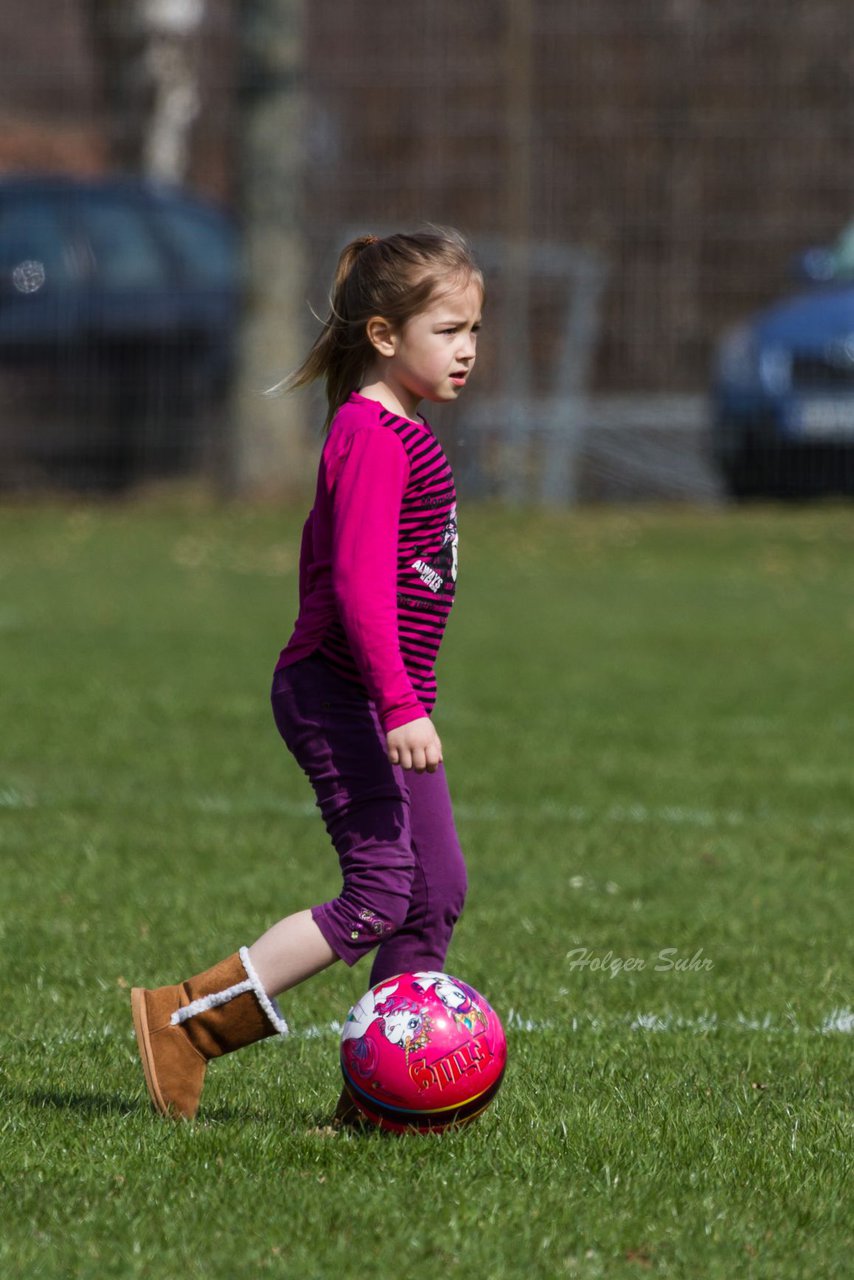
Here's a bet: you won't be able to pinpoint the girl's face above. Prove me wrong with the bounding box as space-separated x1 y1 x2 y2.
379 277 483 420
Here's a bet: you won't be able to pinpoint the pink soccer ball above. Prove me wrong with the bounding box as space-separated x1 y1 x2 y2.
339 970 507 1132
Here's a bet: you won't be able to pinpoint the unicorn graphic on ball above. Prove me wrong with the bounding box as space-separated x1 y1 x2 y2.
412 971 489 1033
341 981 432 1077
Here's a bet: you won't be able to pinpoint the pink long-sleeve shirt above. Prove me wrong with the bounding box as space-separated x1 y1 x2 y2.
275 392 458 732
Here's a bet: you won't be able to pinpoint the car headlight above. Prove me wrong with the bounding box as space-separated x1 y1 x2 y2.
715 323 760 388
758 346 791 393
715 325 790 393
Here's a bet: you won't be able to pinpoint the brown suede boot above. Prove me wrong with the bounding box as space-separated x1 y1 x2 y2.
131 947 288 1119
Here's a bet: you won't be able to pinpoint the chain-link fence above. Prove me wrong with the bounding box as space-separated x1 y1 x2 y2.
2 1 854 500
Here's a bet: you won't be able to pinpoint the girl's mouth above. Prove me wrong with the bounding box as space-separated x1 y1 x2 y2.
450 372 468 387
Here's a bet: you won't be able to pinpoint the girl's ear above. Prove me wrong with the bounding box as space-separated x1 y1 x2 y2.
366 315 397 358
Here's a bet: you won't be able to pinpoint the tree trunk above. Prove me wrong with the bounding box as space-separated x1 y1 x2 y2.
85 0 204 183
228 0 309 497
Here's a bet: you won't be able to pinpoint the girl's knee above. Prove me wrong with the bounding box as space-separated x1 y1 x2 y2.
313 882 412 967
338 864 415 948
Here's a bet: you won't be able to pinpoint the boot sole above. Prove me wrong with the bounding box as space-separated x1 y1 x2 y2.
131 987 171 1118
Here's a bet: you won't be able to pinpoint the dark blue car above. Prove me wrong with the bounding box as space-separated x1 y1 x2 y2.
0 174 239 489
711 224 854 498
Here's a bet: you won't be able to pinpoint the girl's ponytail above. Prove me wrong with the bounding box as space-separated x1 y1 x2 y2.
274 226 482 430
332 235 380 289
272 235 381 429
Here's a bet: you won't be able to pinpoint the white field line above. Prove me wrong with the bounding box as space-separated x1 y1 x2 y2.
288 1007 854 1037
0 787 36 809
5 787 854 835
198 795 854 836
468 1008 853 1036
192 794 854 836
75 1007 851 1047
290 1007 854 1038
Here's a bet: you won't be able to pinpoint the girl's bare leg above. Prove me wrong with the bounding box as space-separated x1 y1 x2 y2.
247 909 337 997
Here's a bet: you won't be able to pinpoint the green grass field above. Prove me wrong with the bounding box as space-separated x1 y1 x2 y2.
1 497 852 1279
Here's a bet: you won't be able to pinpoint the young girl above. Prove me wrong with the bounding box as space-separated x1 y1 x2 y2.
132 226 483 1121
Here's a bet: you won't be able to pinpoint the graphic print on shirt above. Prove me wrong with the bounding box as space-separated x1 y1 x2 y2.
412 504 458 594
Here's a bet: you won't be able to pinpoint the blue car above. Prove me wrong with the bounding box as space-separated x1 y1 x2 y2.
0 174 239 489
711 224 854 498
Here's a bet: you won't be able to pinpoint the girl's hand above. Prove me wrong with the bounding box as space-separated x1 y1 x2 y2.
387 717 443 773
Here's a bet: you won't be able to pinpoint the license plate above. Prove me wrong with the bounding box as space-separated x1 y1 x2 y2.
795 398 854 439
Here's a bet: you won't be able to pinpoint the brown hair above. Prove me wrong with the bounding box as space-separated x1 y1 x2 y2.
278 226 483 429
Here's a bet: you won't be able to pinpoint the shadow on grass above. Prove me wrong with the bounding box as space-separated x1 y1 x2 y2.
3 1081 383 1132
13 1087 139 1118
7 1085 273 1125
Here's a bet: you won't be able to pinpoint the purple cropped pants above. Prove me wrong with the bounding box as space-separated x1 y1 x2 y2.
271 655 467 986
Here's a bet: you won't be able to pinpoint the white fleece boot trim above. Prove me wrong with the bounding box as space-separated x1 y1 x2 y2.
169 950 288 1036
171 978 253 1026
239 946 289 1036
